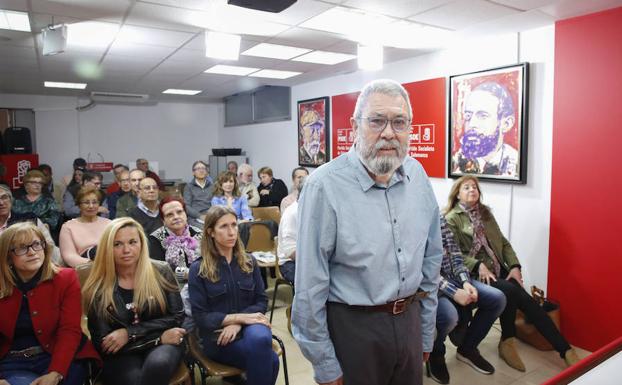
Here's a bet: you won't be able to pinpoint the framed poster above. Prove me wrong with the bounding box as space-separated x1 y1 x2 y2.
297 97 329 167
449 63 529 183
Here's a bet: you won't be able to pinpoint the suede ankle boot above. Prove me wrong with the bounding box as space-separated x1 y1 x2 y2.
498 337 526 372
563 348 580 367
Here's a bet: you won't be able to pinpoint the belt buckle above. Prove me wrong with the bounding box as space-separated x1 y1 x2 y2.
392 299 406 314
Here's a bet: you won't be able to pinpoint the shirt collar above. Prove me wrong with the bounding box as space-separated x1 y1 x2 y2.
346 145 407 192
137 199 159 217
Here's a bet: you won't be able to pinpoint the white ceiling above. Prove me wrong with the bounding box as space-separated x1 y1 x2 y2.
0 0 621 102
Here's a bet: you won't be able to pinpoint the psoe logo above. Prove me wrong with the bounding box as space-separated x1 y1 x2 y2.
12 160 32 189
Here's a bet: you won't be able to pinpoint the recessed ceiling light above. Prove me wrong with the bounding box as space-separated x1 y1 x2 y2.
248 69 301 79
381 21 452 49
241 43 311 60
44 81 87 89
358 44 383 71
300 7 392 38
162 89 202 95
205 31 241 60
204 64 260 76
67 21 119 48
292 50 356 65
0 10 31 32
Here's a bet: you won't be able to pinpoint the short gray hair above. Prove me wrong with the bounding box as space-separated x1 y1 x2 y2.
353 79 412 120
238 163 252 175
0 184 12 200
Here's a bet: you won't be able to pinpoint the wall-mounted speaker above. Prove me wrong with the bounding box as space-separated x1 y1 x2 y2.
227 0 296 13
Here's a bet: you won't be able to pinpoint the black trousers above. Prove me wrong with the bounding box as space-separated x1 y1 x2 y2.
491 278 570 354
326 301 423 385
101 344 185 385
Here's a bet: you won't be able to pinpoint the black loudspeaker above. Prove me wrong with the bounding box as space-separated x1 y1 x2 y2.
227 0 296 13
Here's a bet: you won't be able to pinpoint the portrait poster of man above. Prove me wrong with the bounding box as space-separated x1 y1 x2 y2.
298 96 330 167
449 63 529 183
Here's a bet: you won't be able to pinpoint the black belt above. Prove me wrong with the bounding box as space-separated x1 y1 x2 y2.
331 290 428 315
8 346 44 358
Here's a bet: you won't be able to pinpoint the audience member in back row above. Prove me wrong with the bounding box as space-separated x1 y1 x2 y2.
136 158 165 191
107 169 131 219
444 175 579 371
280 167 308 213
38 164 63 206
59 186 111 267
183 160 214 226
237 163 259 207
0 222 101 385
276 177 305 285
189 206 279 385
149 196 202 283
106 164 130 195
211 171 253 221
63 171 109 219
116 169 144 218
82 217 186 385
129 177 163 235
12 170 61 231
227 160 238 175
257 167 288 208
61 157 87 188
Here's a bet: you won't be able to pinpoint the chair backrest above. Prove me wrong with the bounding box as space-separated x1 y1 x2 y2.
251 206 281 225
246 222 274 253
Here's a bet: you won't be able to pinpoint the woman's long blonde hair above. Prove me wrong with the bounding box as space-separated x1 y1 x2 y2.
0 222 58 298
81 218 173 320
444 175 491 219
199 206 252 282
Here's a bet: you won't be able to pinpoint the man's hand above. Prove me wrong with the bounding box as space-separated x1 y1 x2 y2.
453 288 475 306
462 281 478 302
217 324 242 346
30 372 63 385
478 263 497 285
506 267 523 287
319 377 343 385
102 328 129 354
260 189 270 196
423 352 430 362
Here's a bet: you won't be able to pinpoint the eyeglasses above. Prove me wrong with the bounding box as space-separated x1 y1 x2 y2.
141 185 158 191
25 180 44 185
0 194 11 201
359 116 411 133
11 240 46 256
80 200 99 206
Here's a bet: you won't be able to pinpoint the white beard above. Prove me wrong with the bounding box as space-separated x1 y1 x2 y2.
356 134 407 176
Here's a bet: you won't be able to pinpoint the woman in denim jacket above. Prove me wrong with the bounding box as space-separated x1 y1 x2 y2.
188 206 278 385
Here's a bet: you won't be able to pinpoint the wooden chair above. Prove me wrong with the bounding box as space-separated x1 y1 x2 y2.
187 330 289 385
75 262 192 385
251 206 281 225
246 222 275 254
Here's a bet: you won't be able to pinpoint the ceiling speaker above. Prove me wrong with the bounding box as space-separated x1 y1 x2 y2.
42 25 67 56
227 0 296 13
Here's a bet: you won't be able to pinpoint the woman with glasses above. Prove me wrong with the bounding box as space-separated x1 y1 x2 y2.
59 186 111 267
12 170 61 232
211 172 253 221
82 218 186 385
0 222 100 385
183 160 214 227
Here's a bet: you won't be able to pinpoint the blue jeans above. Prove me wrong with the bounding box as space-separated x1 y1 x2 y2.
432 280 506 357
205 324 279 385
0 351 86 385
279 261 295 285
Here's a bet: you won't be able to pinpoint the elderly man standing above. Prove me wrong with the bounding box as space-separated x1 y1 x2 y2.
292 79 443 385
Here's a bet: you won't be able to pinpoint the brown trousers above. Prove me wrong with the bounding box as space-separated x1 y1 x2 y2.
327 301 423 385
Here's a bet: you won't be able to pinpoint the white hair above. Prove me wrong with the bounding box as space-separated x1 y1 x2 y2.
353 79 412 120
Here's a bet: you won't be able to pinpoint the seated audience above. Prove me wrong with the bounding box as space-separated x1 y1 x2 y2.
108 169 131 219
257 167 288 208
63 171 109 219
128 178 163 235
136 158 164 191
12 170 61 231
59 186 111 267
61 158 87 188
82 218 185 385
189 206 279 385
211 172 253 221
0 222 100 385
238 164 259 207
227 161 238 174
38 164 63 206
183 160 213 226
277 177 305 285
63 167 85 203
106 164 129 195
280 167 308 213
149 197 202 283
427 217 506 384
116 169 144 218
444 176 579 371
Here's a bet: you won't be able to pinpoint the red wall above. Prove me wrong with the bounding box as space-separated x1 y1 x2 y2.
549 6 622 351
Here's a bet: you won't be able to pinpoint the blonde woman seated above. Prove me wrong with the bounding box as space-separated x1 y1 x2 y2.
59 186 111 267
81 218 186 385
0 222 100 385
188 206 278 385
210 172 253 221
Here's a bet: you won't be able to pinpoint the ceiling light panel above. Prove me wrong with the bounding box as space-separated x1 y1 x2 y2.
67 21 119 48
162 89 202 95
300 7 393 39
0 10 31 32
204 64 259 76
44 81 87 89
249 69 301 79
292 50 356 65
358 44 383 71
205 31 240 60
241 43 311 60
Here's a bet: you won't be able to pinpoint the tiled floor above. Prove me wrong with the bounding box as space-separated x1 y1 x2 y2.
194 289 590 385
